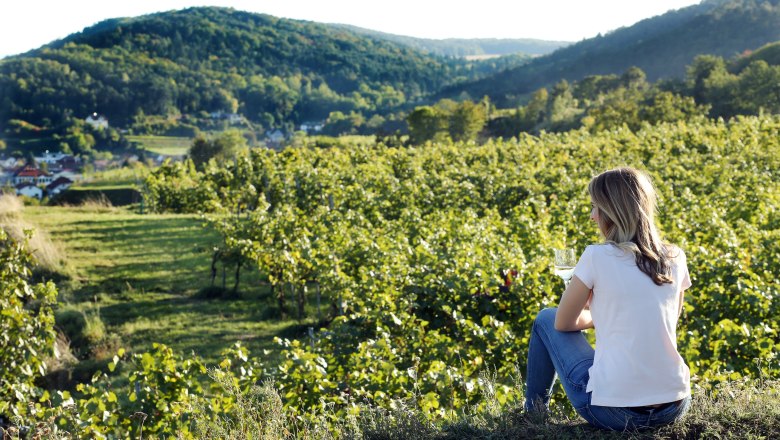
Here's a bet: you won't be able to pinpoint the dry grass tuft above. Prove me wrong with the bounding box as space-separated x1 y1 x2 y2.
0 193 24 216
78 193 115 212
0 194 66 274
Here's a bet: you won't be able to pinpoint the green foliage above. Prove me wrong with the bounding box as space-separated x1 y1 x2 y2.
141 116 780 427
407 105 449 144
407 99 488 144
189 129 248 170
142 159 214 213
0 6 500 140
6 116 780 437
0 229 57 418
451 0 780 105
449 100 488 142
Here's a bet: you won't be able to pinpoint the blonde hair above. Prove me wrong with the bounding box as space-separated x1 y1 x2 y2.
588 167 673 285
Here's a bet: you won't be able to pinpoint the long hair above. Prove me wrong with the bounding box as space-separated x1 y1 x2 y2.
588 167 673 285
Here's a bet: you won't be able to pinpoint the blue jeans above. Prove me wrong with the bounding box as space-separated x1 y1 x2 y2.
524 308 691 431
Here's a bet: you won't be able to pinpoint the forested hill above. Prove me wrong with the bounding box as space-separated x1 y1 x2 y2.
446 0 780 105
0 7 486 136
332 24 569 57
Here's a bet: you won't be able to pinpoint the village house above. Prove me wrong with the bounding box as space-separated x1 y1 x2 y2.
85 113 109 130
34 150 68 164
51 169 81 182
15 183 43 200
54 155 82 171
210 111 243 125
46 176 73 196
0 168 14 186
0 157 19 169
13 166 52 185
300 121 325 134
265 129 286 144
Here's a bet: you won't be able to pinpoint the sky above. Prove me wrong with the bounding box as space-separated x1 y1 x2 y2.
0 0 702 59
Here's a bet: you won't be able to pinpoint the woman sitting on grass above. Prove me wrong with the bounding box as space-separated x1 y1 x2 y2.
525 167 692 430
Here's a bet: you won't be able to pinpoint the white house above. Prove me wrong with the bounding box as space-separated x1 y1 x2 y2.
13 166 52 185
266 130 286 144
210 111 243 125
0 157 19 168
46 177 73 196
16 183 43 199
85 113 109 129
300 121 324 134
34 150 68 165
51 169 82 182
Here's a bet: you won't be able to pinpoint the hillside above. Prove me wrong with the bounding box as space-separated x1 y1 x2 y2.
446 0 780 104
333 24 570 57
0 6 483 147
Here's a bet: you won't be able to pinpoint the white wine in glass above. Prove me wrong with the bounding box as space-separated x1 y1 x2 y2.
553 248 577 286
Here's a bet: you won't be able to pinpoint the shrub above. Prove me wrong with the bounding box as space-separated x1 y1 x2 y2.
0 229 58 418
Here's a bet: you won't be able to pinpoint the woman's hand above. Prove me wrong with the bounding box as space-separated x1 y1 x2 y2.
554 275 594 331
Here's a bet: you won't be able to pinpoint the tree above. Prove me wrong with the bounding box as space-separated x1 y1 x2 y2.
734 60 780 114
686 55 728 103
407 106 447 145
620 66 647 90
189 129 247 170
545 80 581 131
641 91 710 124
516 88 548 133
448 101 486 142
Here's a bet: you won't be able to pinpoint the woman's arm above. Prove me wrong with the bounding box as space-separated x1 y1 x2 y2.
554 275 594 331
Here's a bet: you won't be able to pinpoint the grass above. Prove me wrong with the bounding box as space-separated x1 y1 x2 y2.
0 194 65 273
76 165 149 190
127 135 192 156
179 375 780 439
22 205 324 366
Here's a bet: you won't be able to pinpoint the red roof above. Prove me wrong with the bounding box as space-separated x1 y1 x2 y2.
14 166 50 178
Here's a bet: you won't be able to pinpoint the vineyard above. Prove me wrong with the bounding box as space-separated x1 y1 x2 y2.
3 116 779 437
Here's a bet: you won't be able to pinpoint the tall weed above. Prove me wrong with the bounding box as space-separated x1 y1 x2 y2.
0 194 65 273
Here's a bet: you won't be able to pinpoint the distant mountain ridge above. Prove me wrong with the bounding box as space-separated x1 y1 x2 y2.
0 7 481 135
445 0 780 104
331 24 570 57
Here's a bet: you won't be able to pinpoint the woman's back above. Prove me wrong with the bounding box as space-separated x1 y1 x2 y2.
575 244 691 407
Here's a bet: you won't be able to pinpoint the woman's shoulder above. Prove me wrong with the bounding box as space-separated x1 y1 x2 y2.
663 243 687 260
580 243 627 262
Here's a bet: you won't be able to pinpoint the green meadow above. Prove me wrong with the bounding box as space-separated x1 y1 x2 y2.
23 205 318 367
127 135 192 156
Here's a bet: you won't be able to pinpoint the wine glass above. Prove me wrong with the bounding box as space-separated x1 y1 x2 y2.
553 248 577 287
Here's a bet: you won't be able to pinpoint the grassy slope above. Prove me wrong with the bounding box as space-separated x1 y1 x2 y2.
126 135 191 156
23 205 317 365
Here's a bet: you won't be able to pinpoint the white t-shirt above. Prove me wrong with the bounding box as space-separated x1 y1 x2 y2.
573 243 692 407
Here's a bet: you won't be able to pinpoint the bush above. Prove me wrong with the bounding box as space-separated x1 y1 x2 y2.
0 229 57 418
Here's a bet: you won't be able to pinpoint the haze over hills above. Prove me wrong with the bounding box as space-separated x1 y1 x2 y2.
332 24 570 57
444 0 780 104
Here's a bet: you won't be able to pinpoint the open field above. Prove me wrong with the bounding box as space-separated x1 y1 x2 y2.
127 135 192 156
76 166 149 190
22 205 321 366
